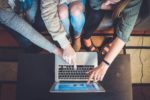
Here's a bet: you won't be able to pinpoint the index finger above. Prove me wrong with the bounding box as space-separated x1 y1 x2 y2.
87 72 94 84
72 58 77 70
72 54 77 70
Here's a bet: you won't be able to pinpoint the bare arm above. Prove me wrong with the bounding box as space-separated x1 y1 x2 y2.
40 0 76 66
87 0 142 83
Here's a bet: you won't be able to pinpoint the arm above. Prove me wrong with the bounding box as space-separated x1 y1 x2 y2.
105 0 142 63
0 9 63 56
40 0 76 66
88 0 142 83
40 0 70 49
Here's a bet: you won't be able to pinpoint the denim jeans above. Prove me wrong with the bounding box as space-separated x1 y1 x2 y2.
61 0 86 37
25 0 38 24
83 2 105 39
14 0 38 47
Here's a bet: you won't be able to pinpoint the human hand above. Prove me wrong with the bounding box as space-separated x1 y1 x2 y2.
87 62 109 84
53 47 63 57
63 44 77 70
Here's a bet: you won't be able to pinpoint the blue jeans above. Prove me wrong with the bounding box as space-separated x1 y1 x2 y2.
25 0 38 24
61 0 86 37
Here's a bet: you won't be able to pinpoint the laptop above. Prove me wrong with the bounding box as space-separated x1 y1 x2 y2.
49 52 105 93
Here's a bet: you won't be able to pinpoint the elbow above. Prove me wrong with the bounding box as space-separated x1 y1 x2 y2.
116 31 131 43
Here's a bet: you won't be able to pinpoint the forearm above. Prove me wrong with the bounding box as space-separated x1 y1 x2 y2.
0 9 56 53
104 37 125 65
104 0 142 64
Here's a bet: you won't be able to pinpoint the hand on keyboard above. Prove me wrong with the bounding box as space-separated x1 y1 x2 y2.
87 62 109 83
58 65 93 79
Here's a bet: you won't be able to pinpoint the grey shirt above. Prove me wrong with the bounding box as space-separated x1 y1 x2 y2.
0 0 57 53
0 0 71 49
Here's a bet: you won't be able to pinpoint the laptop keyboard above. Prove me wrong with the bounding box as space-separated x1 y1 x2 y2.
58 65 94 80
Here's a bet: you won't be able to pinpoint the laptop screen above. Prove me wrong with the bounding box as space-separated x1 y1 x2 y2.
55 52 98 82
50 82 104 93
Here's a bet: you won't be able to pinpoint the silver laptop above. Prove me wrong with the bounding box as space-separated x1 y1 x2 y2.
49 52 105 93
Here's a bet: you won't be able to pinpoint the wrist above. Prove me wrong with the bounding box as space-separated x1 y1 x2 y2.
98 61 109 70
102 59 110 66
63 44 72 50
53 47 63 56
101 58 110 67
52 47 58 54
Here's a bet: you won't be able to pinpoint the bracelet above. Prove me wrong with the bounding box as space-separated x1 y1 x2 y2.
102 59 110 66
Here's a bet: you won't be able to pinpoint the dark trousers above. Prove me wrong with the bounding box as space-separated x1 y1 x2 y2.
82 2 105 39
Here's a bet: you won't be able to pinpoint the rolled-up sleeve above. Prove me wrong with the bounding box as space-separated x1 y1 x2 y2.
116 0 142 42
41 0 70 49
